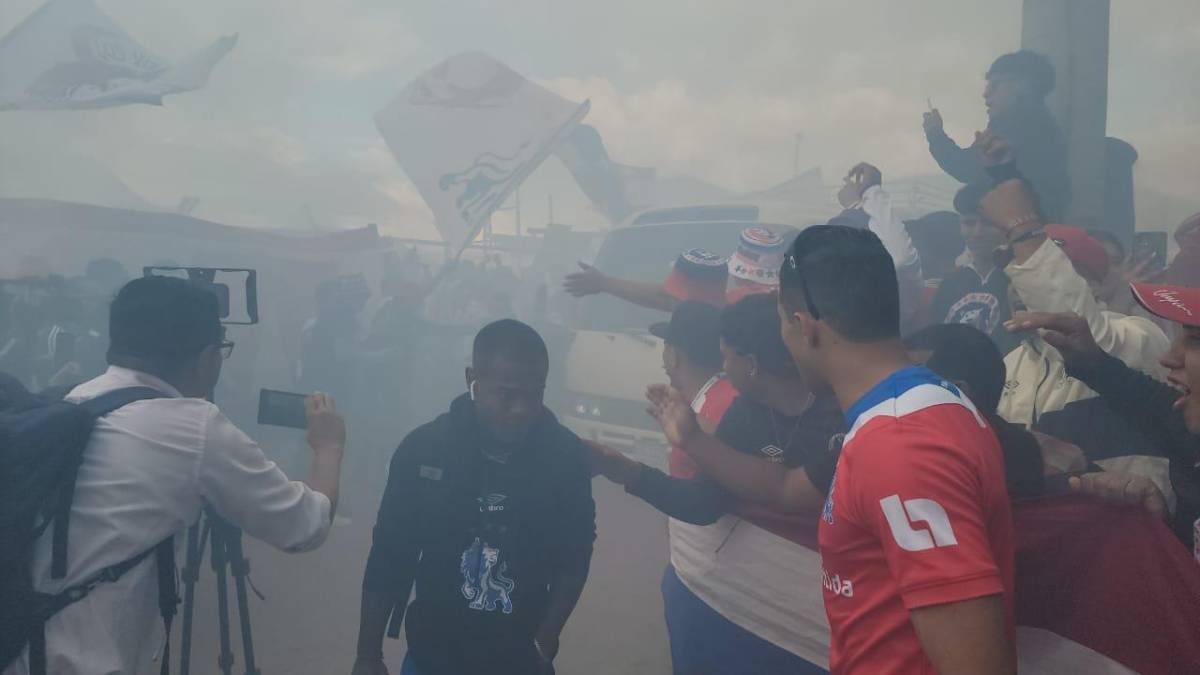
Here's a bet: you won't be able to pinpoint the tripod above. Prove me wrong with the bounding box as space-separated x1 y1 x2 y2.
178 508 263 675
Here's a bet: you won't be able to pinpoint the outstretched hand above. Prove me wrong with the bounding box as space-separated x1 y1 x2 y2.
837 162 883 208
1005 311 1103 369
975 130 1015 167
1069 471 1167 520
584 440 642 486
646 384 699 448
563 262 609 298
922 108 944 134
305 392 346 456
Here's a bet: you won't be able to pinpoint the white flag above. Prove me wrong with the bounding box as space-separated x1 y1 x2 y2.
375 51 589 250
0 0 236 111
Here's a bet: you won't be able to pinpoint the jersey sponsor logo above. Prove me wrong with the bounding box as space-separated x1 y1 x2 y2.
821 568 854 598
880 494 958 552
419 465 444 481
460 537 515 614
760 444 784 462
946 292 1002 334
478 493 508 513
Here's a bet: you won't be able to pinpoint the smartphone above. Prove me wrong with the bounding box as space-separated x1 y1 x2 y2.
257 389 308 429
1131 232 1167 277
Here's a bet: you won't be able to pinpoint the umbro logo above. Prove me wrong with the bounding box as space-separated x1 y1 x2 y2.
880 495 958 552
760 445 784 463
478 493 508 513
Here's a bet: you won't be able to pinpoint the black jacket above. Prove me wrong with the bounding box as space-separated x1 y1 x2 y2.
363 395 595 675
929 264 1020 356
926 104 1070 221
1065 352 1200 548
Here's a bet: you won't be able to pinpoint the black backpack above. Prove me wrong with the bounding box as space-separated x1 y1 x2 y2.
0 386 178 675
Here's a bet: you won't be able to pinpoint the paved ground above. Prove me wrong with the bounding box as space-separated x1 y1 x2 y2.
177 478 672 675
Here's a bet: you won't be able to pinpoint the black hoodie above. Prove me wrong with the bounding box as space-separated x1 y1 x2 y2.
926 103 1070 222
364 395 595 675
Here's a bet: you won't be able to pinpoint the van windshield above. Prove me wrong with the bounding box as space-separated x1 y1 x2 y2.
578 221 750 332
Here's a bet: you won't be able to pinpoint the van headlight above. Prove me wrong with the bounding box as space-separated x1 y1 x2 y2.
563 393 660 432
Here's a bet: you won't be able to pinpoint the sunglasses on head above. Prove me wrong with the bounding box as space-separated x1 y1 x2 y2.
783 252 821 321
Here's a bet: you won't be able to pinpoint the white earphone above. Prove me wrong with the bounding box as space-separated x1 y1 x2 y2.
469 380 477 401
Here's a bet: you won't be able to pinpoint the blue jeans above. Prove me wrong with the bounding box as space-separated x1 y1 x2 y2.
661 565 828 675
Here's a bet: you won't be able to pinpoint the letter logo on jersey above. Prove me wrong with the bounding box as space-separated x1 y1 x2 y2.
880 495 958 552
821 568 854 598
478 493 507 513
760 444 784 463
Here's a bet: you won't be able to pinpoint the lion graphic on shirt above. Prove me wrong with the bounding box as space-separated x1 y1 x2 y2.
460 537 515 614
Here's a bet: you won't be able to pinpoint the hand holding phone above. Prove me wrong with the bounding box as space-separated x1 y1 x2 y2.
305 392 346 456
258 388 309 429
258 389 346 454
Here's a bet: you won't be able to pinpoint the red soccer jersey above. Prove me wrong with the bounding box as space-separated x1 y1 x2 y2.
818 366 1015 674
668 375 737 480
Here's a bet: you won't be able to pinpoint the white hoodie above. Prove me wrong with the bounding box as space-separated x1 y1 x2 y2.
998 238 1170 427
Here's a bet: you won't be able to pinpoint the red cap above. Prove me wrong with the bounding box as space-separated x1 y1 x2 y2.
665 267 727 307
1045 224 1110 283
1130 283 1200 327
663 248 729 307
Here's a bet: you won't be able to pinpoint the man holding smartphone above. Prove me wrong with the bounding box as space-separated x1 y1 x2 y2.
4 276 346 675
352 319 595 675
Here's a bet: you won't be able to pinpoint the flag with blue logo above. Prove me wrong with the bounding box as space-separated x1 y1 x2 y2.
375 51 589 252
0 0 236 111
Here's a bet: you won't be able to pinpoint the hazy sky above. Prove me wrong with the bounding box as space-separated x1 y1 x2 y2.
1 0 1197 236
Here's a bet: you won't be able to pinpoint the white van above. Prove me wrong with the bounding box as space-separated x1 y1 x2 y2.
559 205 795 469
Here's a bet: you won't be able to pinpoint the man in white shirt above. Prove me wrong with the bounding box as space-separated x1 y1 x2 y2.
5 276 346 675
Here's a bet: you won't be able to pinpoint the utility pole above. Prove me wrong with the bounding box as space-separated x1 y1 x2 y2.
793 132 803 179
1022 0 1112 230
515 188 522 237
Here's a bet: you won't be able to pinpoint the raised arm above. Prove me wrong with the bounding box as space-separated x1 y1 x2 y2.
836 164 924 332
978 172 1168 371
1006 311 1197 469
588 441 732 525
198 395 344 553
564 262 678 313
923 108 986 185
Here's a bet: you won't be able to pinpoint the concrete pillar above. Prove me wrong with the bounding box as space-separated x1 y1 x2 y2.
1021 0 1110 228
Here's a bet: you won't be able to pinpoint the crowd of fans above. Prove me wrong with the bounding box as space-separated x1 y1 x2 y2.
0 259 129 398
567 49 1200 674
